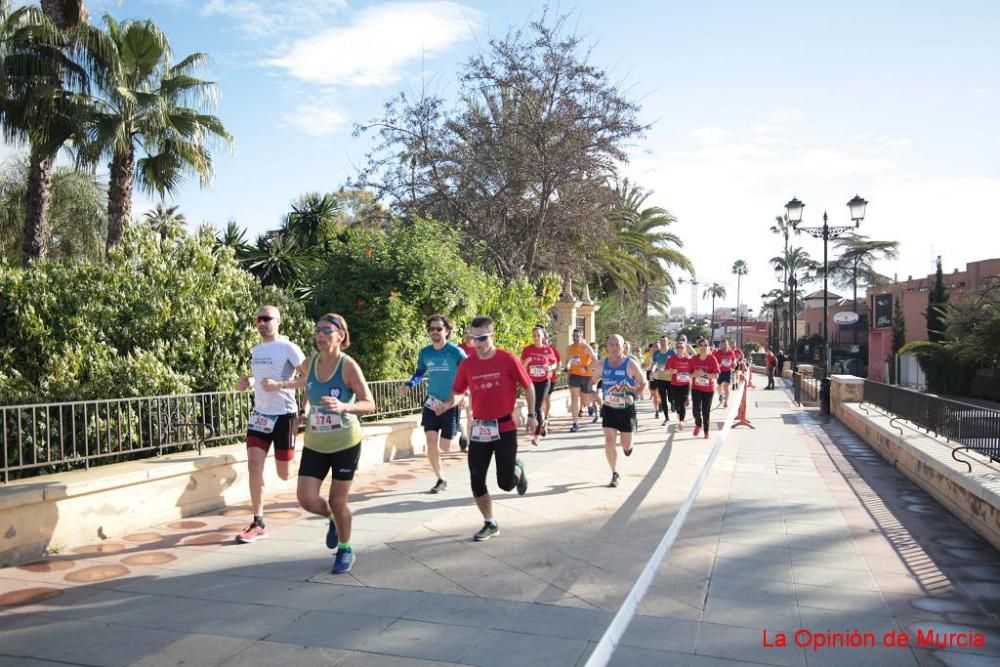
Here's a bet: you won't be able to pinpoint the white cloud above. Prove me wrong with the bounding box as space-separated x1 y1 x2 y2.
280 103 348 137
689 127 731 146
201 0 349 38
265 1 482 87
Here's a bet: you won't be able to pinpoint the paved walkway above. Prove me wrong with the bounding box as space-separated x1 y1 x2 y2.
1 382 999 666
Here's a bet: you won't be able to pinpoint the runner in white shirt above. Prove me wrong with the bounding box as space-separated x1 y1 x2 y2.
235 305 306 543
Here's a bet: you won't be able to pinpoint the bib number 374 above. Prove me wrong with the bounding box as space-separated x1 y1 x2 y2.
309 411 343 432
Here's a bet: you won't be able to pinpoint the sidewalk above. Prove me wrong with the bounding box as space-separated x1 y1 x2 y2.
1 383 999 666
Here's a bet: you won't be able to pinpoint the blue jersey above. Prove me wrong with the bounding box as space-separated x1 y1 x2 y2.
651 350 672 369
411 342 467 400
602 357 637 409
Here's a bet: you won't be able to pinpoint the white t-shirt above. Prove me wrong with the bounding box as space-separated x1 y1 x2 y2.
250 338 306 415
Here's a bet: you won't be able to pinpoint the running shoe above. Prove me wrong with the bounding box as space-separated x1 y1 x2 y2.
515 459 528 495
704 430 710 439
459 435 469 452
540 423 547 437
430 478 447 494
474 521 500 541
325 520 339 550
693 426 702 437
570 423 580 433
592 413 600 423
236 522 267 543
662 418 669 426
587 405 595 416
331 548 355 574
578 409 584 418
623 445 633 457
609 472 620 488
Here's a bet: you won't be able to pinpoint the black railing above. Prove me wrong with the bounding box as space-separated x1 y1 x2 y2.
792 372 803 406
861 380 1000 471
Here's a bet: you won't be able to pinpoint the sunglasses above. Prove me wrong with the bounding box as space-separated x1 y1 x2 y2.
471 333 492 342
427 327 444 333
255 315 274 323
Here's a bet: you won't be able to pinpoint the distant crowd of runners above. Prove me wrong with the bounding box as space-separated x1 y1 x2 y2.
235 306 763 573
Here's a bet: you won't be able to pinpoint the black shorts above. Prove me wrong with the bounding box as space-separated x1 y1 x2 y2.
601 405 636 433
246 413 298 462
299 443 361 481
719 371 733 384
568 374 593 393
421 405 460 439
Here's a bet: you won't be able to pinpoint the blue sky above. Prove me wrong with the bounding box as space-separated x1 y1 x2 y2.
19 1 1000 314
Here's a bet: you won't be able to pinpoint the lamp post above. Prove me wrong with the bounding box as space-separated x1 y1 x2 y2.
785 195 868 414
788 273 798 370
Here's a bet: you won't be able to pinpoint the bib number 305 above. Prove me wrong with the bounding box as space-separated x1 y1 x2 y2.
248 412 277 434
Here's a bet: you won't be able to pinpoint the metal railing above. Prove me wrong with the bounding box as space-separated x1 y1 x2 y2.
0 374 579 483
861 380 1000 471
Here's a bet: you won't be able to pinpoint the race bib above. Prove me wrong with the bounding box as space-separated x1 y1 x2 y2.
424 396 443 411
529 365 547 378
309 411 343 432
248 412 277 434
675 373 691 383
605 393 631 409
652 370 670 380
569 355 581 367
471 419 501 442
721 359 732 368
694 376 710 387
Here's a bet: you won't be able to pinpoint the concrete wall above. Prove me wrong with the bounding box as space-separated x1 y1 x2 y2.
831 377 1000 551
0 389 574 567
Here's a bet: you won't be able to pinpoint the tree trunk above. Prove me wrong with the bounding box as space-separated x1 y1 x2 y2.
40 0 88 29
106 147 135 252
22 145 55 265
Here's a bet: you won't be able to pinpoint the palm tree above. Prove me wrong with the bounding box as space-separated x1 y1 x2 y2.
0 3 99 264
81 17 233 252
703 282 726 343
770 246 817 353
732 259 748 347
284 192 341 248
40 0 88 30
215 219 249 255
769 213 797 284
829 233 899 344
595 180 693 325
143 202 185 240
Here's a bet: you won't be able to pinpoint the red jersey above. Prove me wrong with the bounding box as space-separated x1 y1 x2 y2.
766 351 776 369
459 343 476 358
666 355 695 387
550 347 561 381
713 350 736 372
734 349 744 363
521 344 558 382
690 354 721 393
453 349 531 432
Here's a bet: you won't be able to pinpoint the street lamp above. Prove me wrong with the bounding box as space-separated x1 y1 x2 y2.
786 194 868 414
788 274 798 370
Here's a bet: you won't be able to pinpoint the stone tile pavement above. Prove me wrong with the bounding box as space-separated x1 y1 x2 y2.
1 379 999 666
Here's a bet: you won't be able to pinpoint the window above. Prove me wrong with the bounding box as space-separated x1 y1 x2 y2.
575 317 585 332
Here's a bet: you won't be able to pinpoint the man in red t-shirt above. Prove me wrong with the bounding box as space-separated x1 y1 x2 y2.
691 337 721 438
765 346 777 390
713 339 737 408
439 316 535 542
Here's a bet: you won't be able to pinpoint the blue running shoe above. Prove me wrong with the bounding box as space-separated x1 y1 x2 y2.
570 423 580 433
325 520 338 550
332 548 355 574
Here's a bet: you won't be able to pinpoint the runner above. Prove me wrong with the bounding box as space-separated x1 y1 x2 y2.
590 340 604 421
399 315 467 493
765 346 777 390
542 330 560 428
714 339 737 408
732 342 746 389
600 334 646 488
565 329 597 432
437 316 534 541
650 336 673 425
665 339 694 431
457 333 477 451
691 337 721 439
289 313 375 574
641 343 655 400
234 305 306 544
521 325 559 446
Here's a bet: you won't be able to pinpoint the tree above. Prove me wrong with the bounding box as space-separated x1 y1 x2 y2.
354 12 645 279
0 3 100 264
829 233 899 345
0 157 107 262
215 219 249 254
40 0 88 30
732 259 748 345
143 203 185 241
770 246 817 351
676 322 710 344
81 16 233 251
284 192 340 248
703 282 726 342
925 255 948 343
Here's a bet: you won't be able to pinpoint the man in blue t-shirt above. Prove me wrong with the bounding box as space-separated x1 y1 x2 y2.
399 314 467 493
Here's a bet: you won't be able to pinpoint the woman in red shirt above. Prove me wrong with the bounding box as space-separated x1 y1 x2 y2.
665 341 694 431
521 326 559 445
691 337 721 439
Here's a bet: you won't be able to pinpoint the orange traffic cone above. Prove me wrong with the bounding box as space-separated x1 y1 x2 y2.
732 384 754 429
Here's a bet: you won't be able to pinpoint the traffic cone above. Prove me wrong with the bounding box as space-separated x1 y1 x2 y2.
732 385 754 429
